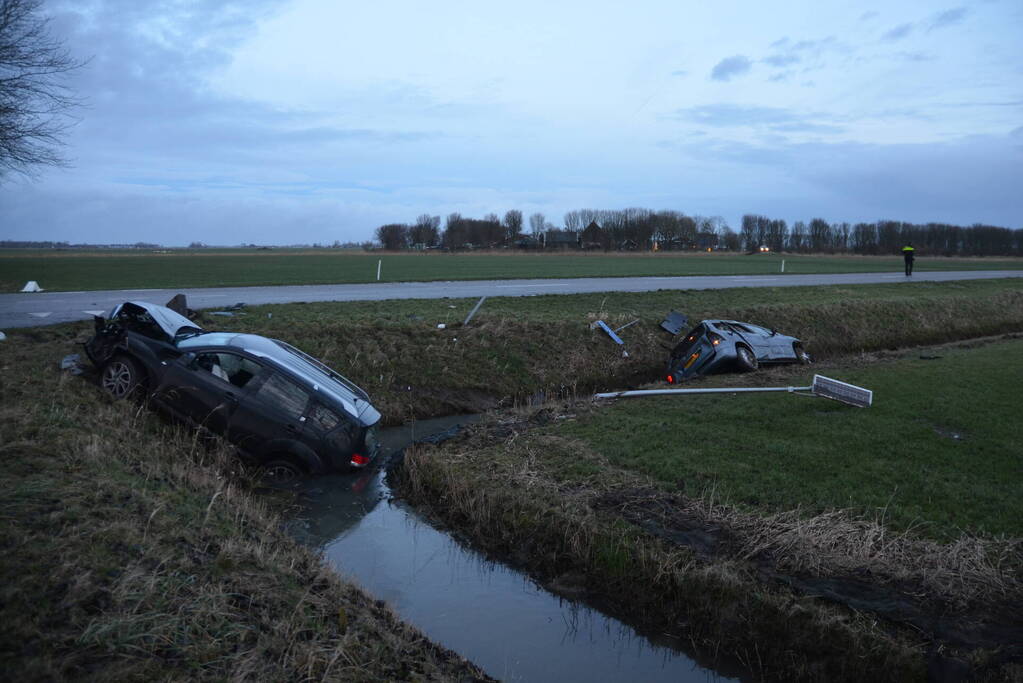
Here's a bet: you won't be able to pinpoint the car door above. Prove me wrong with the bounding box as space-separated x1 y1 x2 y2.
154 350 261 435
729 323 772 360
226 370 313 459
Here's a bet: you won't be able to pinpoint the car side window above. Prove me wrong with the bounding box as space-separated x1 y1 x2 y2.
307 402 342 434
194 352 262 388
255 372 310 420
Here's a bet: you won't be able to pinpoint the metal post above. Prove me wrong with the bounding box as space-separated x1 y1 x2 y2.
377 259 382 281
463 296 486 326
594 386 812 399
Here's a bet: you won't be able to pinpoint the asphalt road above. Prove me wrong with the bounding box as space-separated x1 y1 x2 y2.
2 270 1022 330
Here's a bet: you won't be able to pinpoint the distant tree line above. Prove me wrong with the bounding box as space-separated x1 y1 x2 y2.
738 215 1023 256
374 209 1022 256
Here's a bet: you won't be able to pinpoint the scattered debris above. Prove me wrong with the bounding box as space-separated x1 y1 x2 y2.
592 320 629 358
615 319 640 333
660 311 689 335
437 323 446 329
227 302 246 311
462 296 486 327
209 311 236 317
60 353 85 375
20 281 43 292
165 293 199 320
0 331 6 341
594 320 624 345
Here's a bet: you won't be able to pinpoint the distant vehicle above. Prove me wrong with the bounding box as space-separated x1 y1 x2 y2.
85 301 380 483
665 319 810 383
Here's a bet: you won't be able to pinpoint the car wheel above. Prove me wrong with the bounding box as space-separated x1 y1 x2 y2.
261 458 304 485
735 345 758 372
101 355 143 400
794 345 811 364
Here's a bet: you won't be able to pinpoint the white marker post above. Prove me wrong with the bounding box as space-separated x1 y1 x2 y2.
377 259 382 281
781 259 785 273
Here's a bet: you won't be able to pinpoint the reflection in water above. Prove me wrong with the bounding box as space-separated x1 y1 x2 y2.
289 416 740 683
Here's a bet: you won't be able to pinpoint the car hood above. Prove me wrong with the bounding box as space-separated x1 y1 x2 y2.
109 301 204 343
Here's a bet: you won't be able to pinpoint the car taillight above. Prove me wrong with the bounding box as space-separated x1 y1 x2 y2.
666 374 674 384
350 453 370 467
708 333 724 346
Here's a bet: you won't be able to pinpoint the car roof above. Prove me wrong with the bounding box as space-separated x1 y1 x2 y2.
178 332 378 425
113 301 203 341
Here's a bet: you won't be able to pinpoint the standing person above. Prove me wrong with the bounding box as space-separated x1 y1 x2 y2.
902 242 915 276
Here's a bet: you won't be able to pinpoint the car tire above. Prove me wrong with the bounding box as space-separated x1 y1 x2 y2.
261 458 304 485
101 355 144 400
794 345 811 364
735 345 758 372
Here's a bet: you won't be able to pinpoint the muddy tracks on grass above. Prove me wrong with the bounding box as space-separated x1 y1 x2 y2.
593 486 1023 663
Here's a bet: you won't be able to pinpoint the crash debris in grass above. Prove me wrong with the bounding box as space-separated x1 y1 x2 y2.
20 280 43 292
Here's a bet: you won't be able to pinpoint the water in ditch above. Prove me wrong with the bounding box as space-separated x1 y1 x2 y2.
286 415 742 682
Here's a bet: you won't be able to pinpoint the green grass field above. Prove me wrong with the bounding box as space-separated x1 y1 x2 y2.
2 248 1020 292
555 339 1023 540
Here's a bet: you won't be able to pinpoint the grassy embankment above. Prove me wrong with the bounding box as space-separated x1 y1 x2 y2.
3 279 1022 680
202 278 1023 424
389 323 1023 677
1 247 1020 291
0 327 491 681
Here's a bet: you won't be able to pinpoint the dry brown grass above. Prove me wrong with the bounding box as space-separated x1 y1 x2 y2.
396 407 1022 681
0 327 491 681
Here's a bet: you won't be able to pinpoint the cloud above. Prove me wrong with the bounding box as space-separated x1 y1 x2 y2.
762 54 801 67
675 104 843 134
881 23 914 41
710 55 753 81
928 7 967 31
860 11 879 22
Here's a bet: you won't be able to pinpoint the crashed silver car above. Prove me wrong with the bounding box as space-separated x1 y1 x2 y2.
84 301 381 482
666 319 810 383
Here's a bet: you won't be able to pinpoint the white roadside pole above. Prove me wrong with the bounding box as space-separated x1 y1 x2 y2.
595 375 873 408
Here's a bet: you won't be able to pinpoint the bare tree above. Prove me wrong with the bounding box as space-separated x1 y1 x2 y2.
375 223 409 250
529 212 545 235
503 209 523 241
0 0 85 179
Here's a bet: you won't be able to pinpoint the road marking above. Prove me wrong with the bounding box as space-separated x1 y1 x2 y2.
29 312 52 318
83 310 105 316
494 283 570 288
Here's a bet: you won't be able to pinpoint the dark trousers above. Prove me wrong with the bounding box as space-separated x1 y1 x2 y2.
904 257 914 275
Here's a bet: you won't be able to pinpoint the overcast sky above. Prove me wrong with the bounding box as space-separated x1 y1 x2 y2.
2 0 1021 245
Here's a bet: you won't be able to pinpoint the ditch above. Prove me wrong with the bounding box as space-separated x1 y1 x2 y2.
285 415 748 682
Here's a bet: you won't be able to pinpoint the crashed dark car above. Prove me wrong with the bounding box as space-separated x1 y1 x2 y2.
85 301 381 482
666 319 810 383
